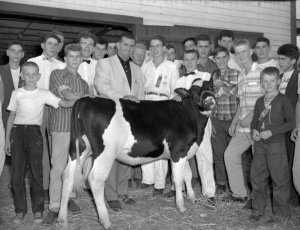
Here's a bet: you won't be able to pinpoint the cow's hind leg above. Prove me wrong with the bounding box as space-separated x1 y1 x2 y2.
184 161 195 203
172 158 187 213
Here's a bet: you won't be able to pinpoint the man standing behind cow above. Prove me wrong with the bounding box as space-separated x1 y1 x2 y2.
141 35 179 196
42 43 90 225
94 32 145 211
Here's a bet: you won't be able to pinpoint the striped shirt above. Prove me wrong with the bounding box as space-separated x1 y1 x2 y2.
236 62 263 133
211 68 239 121
49 67 89 132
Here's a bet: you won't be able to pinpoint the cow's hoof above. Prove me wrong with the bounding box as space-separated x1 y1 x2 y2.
177 206 187 214
58 219 68 230
101 219 112 229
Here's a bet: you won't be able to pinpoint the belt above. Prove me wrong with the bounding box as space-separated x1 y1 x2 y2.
14 124 40 128
145 92 168 98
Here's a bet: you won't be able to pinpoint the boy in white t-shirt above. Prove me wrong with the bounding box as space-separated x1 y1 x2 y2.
4 62 76 224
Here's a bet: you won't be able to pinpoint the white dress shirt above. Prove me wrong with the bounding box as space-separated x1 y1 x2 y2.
11 67 20 89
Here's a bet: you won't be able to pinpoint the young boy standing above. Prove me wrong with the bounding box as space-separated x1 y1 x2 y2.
4 62 76 224
249 67 295 222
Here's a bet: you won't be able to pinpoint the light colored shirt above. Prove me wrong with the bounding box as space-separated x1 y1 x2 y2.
174 69 210 90
27 54 66 90
236 62 263 133
228 53 243 72
256 59 280 71
279 70 294 95
7 88 60 125
142 59 179 100
11 67 20 90
78 58 98 95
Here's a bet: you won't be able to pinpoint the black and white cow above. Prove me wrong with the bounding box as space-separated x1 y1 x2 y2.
58 86 215 229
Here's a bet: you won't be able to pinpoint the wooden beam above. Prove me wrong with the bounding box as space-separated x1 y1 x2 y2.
290 0 296 45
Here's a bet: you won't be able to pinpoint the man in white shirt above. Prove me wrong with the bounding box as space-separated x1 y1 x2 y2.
27 32 65 199
141 35 179 196
254 37 280 70
76 32 98 95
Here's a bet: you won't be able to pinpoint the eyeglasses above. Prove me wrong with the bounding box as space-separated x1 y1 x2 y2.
236 50 250 56
80 42 94 48
150 45 163 49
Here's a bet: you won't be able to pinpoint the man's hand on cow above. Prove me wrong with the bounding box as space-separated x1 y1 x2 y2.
172 95 182 102
229 122 237 137
240 113 253 128
290 127 299 142
123 95 140 103
252 129 261 141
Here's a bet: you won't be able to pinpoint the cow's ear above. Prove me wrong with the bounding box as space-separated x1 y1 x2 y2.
211 69 221 81
174 88 192 98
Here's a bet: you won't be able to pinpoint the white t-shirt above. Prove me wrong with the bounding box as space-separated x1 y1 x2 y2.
7 88 61 125
279 70 294 95
256 59 280 71
11 67 20 90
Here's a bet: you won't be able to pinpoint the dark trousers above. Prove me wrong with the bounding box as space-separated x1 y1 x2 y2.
251 141 290 218
11 125 44 214
211 117 232 185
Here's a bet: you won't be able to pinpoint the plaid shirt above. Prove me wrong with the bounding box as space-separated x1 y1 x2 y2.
236 62 263 133
211 68 239 121
49 67 89 132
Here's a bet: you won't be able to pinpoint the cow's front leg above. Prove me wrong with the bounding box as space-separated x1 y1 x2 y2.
172 158 186 213
184 161 195 203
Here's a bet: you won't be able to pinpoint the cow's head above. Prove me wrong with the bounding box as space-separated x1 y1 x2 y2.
175 85 216 116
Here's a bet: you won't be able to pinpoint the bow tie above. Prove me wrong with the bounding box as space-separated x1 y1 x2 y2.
183 71 195 77
42 56 54 62
82 59 91 64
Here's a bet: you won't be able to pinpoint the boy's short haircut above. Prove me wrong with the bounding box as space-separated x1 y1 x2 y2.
22 61 39 72
195 34 212 45
218 30 234 41
213 46 229 57
64 43 82 56
149 35 165 46
166 44 176 51
118 32 135 43
254 37 270 47
234 39 252 50
277 44 300 61
51 30 64 39
184 49 199 59
76 32 98 46
97 37 108 48
41 32 61 44
8 40 25 51
134 42 146 51
260 66 280 81
182 37 195 47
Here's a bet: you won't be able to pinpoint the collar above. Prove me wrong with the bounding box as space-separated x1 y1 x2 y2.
283 69 294 77
65 67 81 79
117 55 130 65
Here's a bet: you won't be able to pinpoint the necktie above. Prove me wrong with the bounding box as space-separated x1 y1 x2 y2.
42 56 54 62
183 71 195 77
82 59 91 64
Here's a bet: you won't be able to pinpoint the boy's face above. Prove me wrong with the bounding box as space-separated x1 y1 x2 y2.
218 36 233 51
22 66 41 88
92 43 107 60
278 55 295 72
215 51 229 70
132 47 146 66
149 39 164 59
164 48 176 62
261 73 280 94
196 40 211 58
41 37 59 58
183 53 198 73
64 50 82 70
79 37 95 59
235 44 253 65
184 40 196 51
6 44 24 64
107 43 117 57
254 42 271 60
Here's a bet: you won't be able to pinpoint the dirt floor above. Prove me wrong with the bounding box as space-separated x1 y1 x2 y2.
1 165 300 230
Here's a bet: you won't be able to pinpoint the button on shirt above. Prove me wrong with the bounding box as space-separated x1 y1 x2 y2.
27 54 66 89
78 57 98 95
117 55 132 89
142 59 179 100
236 62 263 133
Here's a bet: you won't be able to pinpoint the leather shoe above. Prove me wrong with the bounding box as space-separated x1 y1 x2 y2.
163 190 175 198
140 183 151 189
242 199 252 210
68 199 81 214
152 188 163 196
249 213 261 222
225 195 247 203
42 211 58 225
118 194 135 204
107 200 122 211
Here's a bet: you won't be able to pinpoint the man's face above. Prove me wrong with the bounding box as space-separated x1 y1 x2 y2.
254 42 271 60
183 53 198 73
132 47 146 66
56 34 64 53
218 36 234 51
164 48 176 62
215 51 229 70
92 43 107 60
79 37 95 59
278 55 295 72
41 37 59 58
22 66 40 88
196 40 211 58
149 39 164 59
184 40 196 51
107 43 117 57
235 44 253 65
117 37 135 61
6 44 24 64
64 50 82 70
